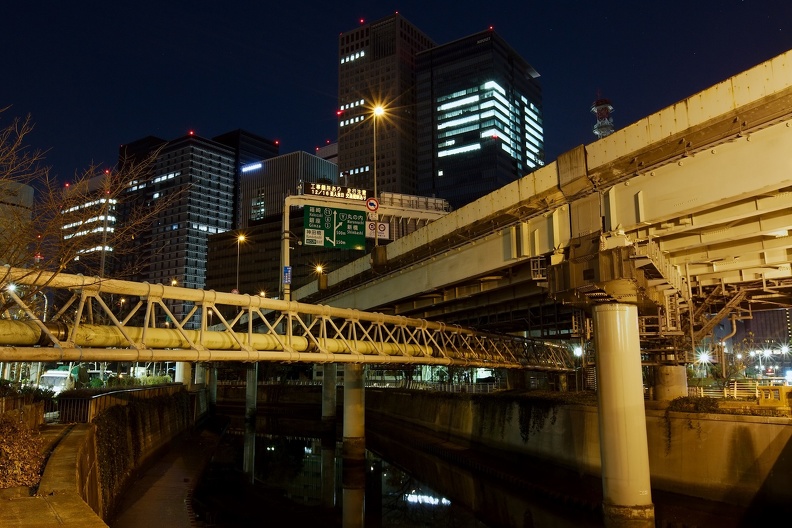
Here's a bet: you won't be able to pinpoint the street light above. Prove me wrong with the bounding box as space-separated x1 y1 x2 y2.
372 105 385 247
236 234 246 293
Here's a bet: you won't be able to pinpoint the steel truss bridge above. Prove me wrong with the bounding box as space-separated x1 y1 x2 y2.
3 52 792 375
0 267 573 372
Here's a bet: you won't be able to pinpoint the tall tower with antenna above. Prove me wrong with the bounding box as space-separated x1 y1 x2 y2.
591 96 614 139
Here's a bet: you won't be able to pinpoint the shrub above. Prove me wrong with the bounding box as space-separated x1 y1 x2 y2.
0 414 45 488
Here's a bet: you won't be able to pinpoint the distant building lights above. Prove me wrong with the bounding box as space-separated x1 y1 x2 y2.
241 162 263 173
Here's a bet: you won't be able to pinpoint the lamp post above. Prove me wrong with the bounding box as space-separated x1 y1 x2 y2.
573 344 583 391
236 234 246 293
372 105 385 247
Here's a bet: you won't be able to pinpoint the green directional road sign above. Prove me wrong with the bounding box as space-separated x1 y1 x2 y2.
303 205 366 250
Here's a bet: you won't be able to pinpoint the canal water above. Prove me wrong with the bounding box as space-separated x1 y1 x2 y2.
189 411 756 527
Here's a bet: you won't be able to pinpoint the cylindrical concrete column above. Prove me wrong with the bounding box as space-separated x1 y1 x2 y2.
322 363 338 421
342 486 364 528
193 362 206 384
321 433 336 508
653 365 688 401
245 363 258 423
243 422 256 484
506 369 527 389
592 303 654 527
207 365 218 408
175 362 192 389
342 360 366 528
342 363 365 460
558 373 568 392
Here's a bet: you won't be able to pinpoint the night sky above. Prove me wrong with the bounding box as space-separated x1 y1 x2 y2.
4 1 791 183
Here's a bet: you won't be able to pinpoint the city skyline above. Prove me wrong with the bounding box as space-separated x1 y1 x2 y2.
4 1 791 183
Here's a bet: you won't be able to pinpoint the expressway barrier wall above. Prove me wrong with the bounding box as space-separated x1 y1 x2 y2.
365 389 792 510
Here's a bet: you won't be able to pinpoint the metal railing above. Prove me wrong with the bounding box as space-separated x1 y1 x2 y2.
56 384 184 423
688 380 760 400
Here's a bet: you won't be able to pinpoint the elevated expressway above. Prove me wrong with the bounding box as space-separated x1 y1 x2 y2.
295 50 792 368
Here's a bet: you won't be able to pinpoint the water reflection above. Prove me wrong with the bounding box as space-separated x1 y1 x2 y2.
192 413 604 527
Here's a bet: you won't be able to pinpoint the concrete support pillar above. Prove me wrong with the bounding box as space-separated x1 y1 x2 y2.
193 363 206 385
342 483 365 528
321 433 336 508
366 457 383 528
322 363 338 421
175 362 192 389
558 373 569 392
592 304 654 527
342 364 365 460
207 364 218 409
342 363 366 528
653 365 688 401
506 369 527 389
245 363 258 423
243 422 256 484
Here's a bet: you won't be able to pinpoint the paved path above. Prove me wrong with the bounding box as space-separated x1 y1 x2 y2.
108 429 221 528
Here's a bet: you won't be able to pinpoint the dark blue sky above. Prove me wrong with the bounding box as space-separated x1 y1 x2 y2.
4 1 791 182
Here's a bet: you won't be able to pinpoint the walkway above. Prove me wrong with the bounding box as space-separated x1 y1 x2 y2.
108 427 221 528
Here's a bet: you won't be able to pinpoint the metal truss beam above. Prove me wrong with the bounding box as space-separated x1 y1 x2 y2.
0 267 574 372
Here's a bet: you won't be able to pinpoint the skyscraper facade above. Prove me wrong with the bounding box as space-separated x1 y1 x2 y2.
416 29 544 210
213 129 280 226
116 130 277 327
204 150 340 297
337 13 434 197
117 134 237 293
60 175 117 277
238 150 338 228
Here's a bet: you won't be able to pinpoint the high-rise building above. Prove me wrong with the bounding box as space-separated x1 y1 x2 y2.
60 175 117 277
116 130 277 327
337 13 435 197
213 129 280 226
238 151 338 228
0 181 33 267
415 29 544 210
205 150 340 297
315 142 338 165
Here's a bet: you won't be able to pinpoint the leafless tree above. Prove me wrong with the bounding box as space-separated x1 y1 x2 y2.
0 107 178 321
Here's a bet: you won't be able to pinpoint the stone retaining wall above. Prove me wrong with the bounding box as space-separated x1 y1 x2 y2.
36 388 202 523
365 389 792 508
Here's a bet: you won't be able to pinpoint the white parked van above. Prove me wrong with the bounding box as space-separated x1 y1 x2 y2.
38 370 74 395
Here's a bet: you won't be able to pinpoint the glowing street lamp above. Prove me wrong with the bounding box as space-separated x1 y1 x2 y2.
372 105 385 247
315 264 328 290
236 234 246 293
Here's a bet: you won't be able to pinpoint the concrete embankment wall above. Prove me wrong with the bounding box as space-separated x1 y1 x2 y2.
37 389 197 523
365 389 792 508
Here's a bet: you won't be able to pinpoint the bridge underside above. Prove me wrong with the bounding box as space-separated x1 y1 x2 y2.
295 51 792 366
